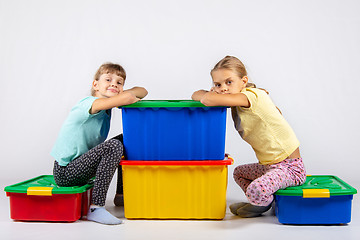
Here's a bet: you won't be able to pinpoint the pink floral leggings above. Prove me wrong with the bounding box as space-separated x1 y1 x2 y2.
233 158 306 206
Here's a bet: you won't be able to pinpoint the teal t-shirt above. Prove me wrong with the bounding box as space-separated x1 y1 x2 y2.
51 96 111 166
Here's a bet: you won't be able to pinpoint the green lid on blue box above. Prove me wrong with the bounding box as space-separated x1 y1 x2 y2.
121 100 225 108
275 175 357 196
4 175 93 194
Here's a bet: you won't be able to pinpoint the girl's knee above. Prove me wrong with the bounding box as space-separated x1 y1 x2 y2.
108 138 122 147
233 165 246 177
298 172 307 185
107 139 123 154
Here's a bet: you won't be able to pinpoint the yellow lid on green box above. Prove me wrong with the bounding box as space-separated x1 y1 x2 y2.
275 175 357 197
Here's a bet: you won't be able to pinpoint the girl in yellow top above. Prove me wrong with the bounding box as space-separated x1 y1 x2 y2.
192 56 306 218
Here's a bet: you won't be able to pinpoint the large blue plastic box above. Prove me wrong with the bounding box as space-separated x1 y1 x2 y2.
274 175 357 225
121 100 227 160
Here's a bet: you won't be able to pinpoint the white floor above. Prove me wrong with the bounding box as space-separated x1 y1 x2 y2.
1 177 359 240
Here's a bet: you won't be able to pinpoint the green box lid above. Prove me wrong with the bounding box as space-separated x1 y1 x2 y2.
4 175 93 194
275 175 357 196
121 100 226 108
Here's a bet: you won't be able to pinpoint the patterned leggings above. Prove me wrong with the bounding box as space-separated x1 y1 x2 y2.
233 158 306 206
53 138 123 206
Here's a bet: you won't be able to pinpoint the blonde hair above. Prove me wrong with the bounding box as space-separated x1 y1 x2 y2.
211 56 256 88
91 62 126 96
212 56 281 112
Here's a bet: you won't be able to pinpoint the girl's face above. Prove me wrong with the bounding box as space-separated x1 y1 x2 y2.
211 69 248 94
93 73 124 98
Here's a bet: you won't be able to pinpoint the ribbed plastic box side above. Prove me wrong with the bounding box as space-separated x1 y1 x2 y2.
121 159 232 219
275 195 354 224
4 175 93 222
6 192 86 222
274 175 357 224
122 106 227 160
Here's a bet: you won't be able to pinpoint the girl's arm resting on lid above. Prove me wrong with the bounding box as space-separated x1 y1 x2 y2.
124 86 148 99
192 90 250 107
90 91 142 114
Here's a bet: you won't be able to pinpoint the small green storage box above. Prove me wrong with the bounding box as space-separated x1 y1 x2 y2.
4 175 93 222
274 175 357 224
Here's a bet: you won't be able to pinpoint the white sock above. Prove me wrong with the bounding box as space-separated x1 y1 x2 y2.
87 206 123 225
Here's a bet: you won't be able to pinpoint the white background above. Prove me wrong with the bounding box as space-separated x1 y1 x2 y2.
1 0 359 184
1 1 360 239
1 0 360 203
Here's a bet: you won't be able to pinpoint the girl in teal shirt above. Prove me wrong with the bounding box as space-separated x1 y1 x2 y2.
51 63 147 224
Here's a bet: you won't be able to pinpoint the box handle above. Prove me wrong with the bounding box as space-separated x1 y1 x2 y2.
303 189 330 198
27 187 53 196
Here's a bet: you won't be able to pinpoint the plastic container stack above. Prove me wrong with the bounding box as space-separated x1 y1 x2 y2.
120 100 232 219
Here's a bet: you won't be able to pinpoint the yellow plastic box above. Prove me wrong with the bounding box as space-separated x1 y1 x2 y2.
120 156 233 219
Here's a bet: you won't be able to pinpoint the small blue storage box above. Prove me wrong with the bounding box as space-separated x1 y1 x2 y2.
121 100 227 160
274 175 357 225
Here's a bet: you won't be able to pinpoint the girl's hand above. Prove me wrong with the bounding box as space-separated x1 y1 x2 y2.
131 96 142 104
124 87 148 99
118 92 141 106
191 90 208 101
